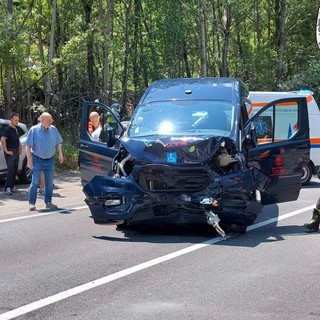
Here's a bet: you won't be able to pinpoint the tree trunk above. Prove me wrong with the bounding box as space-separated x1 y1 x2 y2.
4 0 13 117
275 0 286 88
132 0 141 99
221 5 231 77
102 0 114 103
121 2 132 108
44 0 56 109
199 0 206 77
182 40 191 78
82 0 95 99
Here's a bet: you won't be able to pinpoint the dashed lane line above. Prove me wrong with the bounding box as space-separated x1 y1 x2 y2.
0 204 314 320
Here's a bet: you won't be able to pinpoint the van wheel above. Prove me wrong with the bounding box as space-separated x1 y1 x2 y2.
19 158 32 184
301 163 312 186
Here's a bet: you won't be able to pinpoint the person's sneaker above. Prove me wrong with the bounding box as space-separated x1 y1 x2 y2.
38 188 45 196
4 189 12 195
29 204 36 211
11 187 19 193
46 202 58 210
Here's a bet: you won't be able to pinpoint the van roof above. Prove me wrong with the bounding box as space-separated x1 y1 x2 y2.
140 77 249 105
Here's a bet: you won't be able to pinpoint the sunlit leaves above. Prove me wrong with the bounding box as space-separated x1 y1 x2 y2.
0 0 318 119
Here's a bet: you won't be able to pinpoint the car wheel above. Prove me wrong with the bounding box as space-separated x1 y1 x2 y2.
19 158 32 184
301 163 312 186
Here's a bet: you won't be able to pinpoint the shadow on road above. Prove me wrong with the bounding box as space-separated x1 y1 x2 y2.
92 223 218 244
0 171 81 205
91 202 316 247
91 203 312 247
303 180 320 189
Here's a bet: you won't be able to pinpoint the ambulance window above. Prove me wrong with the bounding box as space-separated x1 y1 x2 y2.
252 101 299 144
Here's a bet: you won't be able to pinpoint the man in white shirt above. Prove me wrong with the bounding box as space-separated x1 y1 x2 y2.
89 111 102 141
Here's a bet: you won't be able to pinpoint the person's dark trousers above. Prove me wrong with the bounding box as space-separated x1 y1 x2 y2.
4 149 19 190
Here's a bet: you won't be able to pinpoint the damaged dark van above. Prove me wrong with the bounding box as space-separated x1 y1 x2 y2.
79 77 310 235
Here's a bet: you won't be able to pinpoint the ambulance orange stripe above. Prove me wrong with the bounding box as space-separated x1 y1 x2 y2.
251 102 266 107
247 104 253 115
251 95 313 108
257 138 286 144
251 101 297 107
257 137 320 146
306 95 313 103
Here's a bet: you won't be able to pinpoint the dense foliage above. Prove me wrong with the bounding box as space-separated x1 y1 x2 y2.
0 0 319 137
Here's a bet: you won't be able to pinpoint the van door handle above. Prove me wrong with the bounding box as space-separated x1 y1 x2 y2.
80 144 88 148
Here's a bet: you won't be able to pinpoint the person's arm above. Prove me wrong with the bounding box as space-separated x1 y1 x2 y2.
1 136 13 156
26 144 33 169
56 143 64 164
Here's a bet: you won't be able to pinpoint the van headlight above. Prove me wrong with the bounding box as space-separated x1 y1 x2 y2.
104 199 122 206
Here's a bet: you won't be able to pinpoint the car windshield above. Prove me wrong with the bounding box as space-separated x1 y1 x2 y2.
128 100 235 138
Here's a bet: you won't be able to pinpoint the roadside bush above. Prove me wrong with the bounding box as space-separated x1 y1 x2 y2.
280 59 320 103
55 129 79 172
55 142 79 172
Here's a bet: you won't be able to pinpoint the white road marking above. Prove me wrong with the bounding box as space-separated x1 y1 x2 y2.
0 206 88 223
0 201 86 217
247 205 314 231
0 204 315 320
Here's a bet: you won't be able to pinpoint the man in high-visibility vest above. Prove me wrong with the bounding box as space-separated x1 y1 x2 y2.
106 103 122 129
303 197 320 231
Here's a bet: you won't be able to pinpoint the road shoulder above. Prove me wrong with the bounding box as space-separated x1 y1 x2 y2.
0 170 83 215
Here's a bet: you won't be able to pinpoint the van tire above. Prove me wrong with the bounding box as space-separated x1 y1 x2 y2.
301 163 312 186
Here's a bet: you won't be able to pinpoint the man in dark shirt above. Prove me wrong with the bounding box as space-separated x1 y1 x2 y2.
0 112 22 194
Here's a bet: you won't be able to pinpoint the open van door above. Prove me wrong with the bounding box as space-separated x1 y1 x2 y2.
245 97 310 205
79 101 124 187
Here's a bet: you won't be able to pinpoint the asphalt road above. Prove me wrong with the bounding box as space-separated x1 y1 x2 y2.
0 173 320 320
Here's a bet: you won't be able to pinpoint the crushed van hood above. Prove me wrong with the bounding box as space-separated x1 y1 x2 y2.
119 135 235 164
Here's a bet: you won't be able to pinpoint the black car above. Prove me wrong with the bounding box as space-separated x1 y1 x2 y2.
79 77 310 235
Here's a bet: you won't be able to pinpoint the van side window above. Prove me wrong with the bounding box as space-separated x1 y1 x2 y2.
252 101 299 144
99 109 121 142
86 104 121 143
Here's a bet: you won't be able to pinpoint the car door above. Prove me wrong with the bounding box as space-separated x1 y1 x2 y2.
245 97 310 205
79 101 124 187
0 123 9 174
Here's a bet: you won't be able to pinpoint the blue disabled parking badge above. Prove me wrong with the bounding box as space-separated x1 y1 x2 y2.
166 152 177 163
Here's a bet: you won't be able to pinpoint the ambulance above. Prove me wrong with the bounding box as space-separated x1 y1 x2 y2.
249 90 320 185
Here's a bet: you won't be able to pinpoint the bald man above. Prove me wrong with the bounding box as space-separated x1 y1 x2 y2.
89 111 102 141
26 112 63 211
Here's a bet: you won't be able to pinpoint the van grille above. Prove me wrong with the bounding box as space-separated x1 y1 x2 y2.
136 165 211 192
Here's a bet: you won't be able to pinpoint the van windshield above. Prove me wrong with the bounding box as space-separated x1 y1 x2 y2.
128 100 235 138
